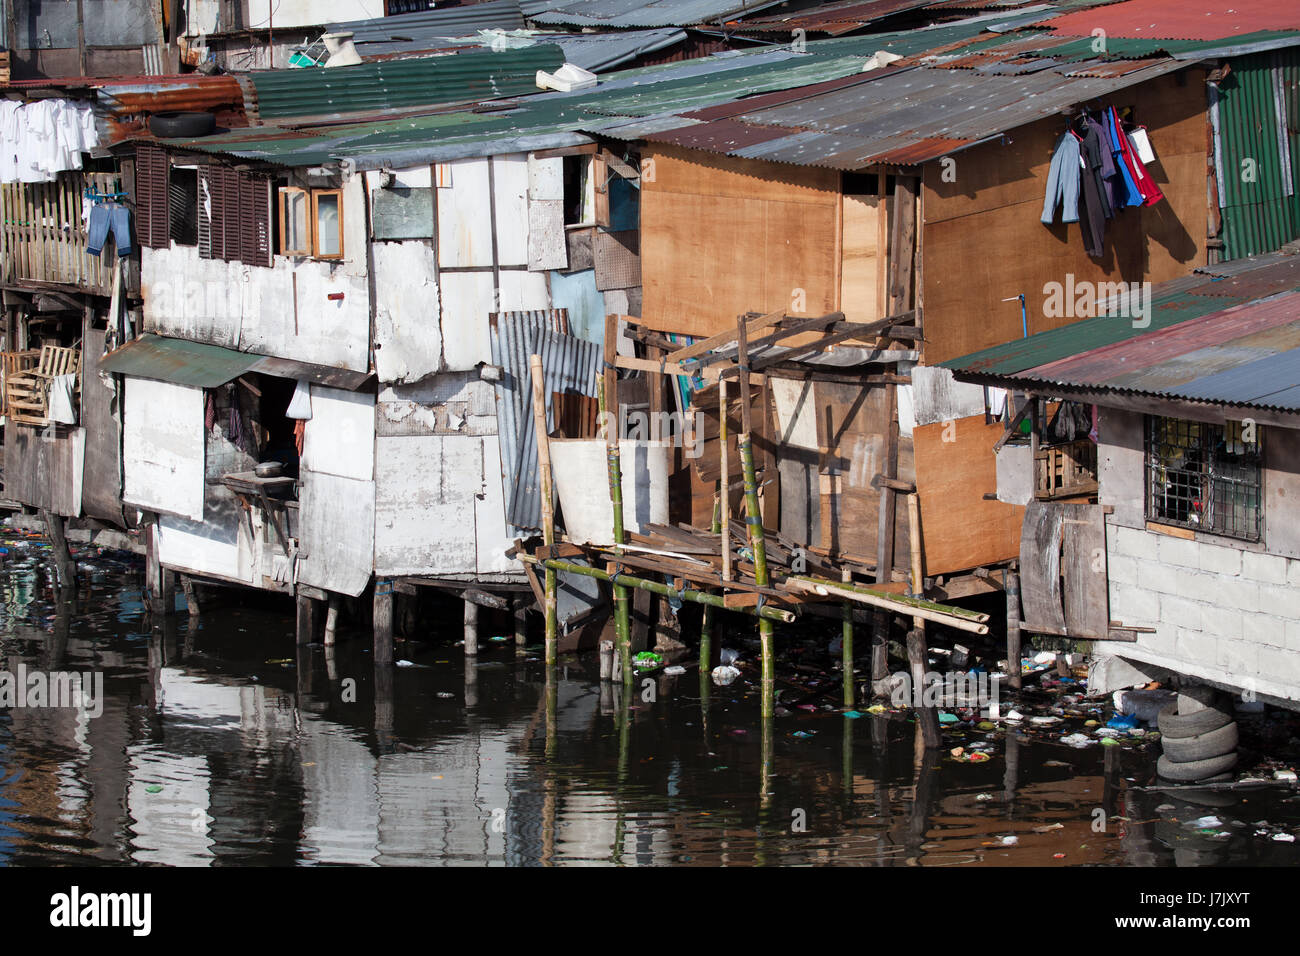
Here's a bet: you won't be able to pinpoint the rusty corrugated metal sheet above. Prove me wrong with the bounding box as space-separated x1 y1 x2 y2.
1184 257 1300 297
729 0 939 35
1036 0 1300 41
869 134 976 163
644 116 796 151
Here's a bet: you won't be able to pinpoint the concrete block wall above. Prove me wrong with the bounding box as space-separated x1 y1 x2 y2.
1106 521 1300 703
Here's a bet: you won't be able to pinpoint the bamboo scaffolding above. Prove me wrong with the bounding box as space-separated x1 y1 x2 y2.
529 354 559 669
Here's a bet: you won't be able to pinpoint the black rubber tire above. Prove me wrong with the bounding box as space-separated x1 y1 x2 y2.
149 111 216 138
1156 751 1238 783
1160 721 1238 763
1157 701 1233 739
1167 783 1241 808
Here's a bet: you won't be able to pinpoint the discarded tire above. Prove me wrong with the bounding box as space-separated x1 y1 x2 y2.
1160 720 1239 763
1157 701 1232 738
1156 751 1238 783
149 111 215 138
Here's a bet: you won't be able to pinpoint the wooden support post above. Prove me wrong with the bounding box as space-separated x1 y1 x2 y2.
700 492 720 679
631 587 652 653
373 579 393 665
41 509 75 590
529 353 559 670
841 565 855 710
905 492 940 748
601 315 633 690
599 640 615 682
873 382 898 684
296 590 321 646
324 594 340 646
1006 567 1022 690
719 377 731 582
180 574 200 618
464 596 478 656
514 606 528 649
736 313 775 720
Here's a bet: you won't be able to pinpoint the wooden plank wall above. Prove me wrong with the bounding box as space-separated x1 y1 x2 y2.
913 413 1023 575
5 423 84 517
641 145 841 338
80 328 125 524
921 70 1210 364
0 172 119 295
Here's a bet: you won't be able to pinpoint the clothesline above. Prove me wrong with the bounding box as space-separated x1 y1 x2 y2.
0 98 101 184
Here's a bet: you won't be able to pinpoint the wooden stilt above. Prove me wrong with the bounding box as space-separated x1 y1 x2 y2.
324 594 340 646
719 378 731 582
841 565 855 710
514 606 528 649
296 590 320 646
1006 567 1022 690
907 493 940 748
41 509 75 589
599 639 614 682
700 492 720 680
373 579 393 665
180 574 200 617
529 353 559 671
463 596 478 656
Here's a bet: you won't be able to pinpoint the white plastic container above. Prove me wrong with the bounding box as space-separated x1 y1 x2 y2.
549 438 671 545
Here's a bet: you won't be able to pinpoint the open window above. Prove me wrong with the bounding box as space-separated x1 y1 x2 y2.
277 186 344 259
169 166 199 246
1146 416 1261 540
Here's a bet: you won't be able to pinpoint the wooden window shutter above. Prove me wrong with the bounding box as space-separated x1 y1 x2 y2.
135 143 171 249
237 172 272 267
220 166 241 261
197 165 213 257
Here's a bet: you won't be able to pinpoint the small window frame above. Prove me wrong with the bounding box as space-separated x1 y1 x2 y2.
278 186 311 257
311 188 345 260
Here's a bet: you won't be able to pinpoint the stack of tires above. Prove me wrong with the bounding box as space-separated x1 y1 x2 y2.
1157 697 1238 783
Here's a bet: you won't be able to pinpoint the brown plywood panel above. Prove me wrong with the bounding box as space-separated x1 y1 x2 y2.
913 415 1023 576
642 145 840 338
840 193 884 324
816 381 891 562
920 70 1208 365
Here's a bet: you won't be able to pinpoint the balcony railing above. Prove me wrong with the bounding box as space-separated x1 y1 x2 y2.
0 171 122 295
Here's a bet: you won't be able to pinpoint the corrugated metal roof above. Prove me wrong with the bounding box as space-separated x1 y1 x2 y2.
247 44 566 120
530 0 785 29
730 0 941 36
329 0 527 49
1036 0 1300 41
942 257 1300 412
100 334 372 390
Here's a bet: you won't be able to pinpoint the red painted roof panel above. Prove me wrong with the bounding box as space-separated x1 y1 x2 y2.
1037 0 1300 41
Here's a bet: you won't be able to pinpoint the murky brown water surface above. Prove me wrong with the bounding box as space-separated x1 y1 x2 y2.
1 533 1298 866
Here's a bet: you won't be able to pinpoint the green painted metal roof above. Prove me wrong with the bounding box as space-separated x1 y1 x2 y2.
248 44 567 120
99 334 372 389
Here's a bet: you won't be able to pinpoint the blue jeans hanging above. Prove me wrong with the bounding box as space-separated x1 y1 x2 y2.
86 202 134 257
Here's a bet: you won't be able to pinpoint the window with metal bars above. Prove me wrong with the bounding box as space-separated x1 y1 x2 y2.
1145 416 1262 541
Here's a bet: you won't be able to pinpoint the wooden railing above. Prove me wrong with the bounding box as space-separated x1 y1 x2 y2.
0 171 122 295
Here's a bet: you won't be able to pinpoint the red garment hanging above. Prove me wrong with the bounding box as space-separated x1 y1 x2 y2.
1116 119 1163 206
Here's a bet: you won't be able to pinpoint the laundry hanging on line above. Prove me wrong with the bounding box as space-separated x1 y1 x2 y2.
1040 107 1162 258
0 99 100 184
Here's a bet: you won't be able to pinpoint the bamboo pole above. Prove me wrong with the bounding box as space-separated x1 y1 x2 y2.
518 554 795 622
529 354 558 670
1006 566 1022 691
736 313 775 721
783 576 989 633
601 315 633 690
841 565 854 710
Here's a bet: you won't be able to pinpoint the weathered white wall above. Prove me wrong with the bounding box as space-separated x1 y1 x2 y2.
157 512 248 583
1101 407 1300 703
123 378 205 521
245 0 379 30
372 240 440 384
142 178 370 372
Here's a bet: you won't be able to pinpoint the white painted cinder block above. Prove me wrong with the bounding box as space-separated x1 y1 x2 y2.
1243 612 1288 648
1138 561 1180 594
1288 558 1300 588
1218 638 1259 674
1106 554 1138 586
1213 574 1260 610
1175 628 1219 662
1257 645 1300 685
1285 619 1300 652
1243 549 1290 585
1158 593 1203 630
1111 582 1159 625
1200 603 1244 641
1157 533 1201 568
1110 525 1155 561
1198 541 1242 576
1258 582 1295 615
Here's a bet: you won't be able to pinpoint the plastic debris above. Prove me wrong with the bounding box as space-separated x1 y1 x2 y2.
711 664 741 687
663 665 686 676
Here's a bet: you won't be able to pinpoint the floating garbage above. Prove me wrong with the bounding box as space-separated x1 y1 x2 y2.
719 648 741 666
1060 733 1092 748
663 665 686 676
712 664 741 687
633 651 664 671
